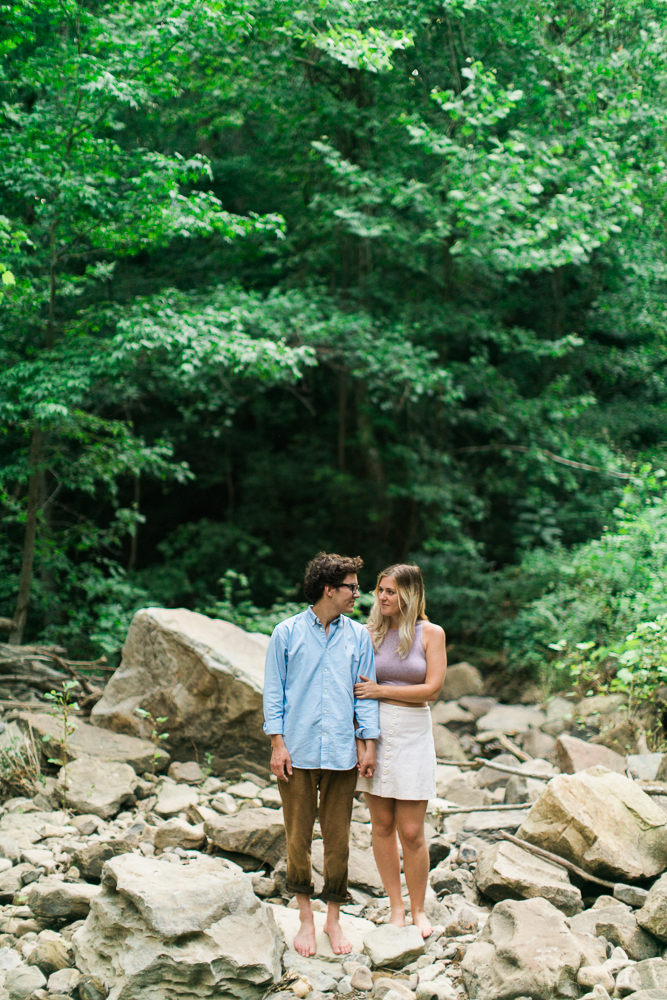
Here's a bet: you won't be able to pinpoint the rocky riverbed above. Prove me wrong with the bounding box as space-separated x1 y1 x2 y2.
0 609 665 1000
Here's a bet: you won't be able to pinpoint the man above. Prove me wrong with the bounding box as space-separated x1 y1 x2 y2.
263 552 379 957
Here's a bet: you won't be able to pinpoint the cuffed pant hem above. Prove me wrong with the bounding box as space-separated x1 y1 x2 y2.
287 881 315 896
321 890 352 904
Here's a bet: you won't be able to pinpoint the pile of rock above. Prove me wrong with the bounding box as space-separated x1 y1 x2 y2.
0 612 664 1000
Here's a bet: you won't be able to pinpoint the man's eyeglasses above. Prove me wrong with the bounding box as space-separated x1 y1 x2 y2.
338 583 360 594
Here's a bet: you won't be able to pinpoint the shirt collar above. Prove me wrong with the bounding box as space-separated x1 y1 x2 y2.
307 605 341 629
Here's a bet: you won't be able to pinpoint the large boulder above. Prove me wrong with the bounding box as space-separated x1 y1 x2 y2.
91 608 269 764
72 854 282 1000
17 712 169 773
556 734 626 775
517 767 667 881
460 897 603 1000
439 663 484 701
474 840 582 915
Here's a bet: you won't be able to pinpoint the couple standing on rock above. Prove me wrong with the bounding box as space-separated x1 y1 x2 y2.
263 552 447 957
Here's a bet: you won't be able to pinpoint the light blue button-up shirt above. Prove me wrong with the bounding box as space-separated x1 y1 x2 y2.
263 606 381 770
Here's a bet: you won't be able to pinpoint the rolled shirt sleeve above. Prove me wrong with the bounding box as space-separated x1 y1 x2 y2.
354 629 381 740
263 626 287 736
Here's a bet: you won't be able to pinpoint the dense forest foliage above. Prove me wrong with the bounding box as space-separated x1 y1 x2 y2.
2 0 667 686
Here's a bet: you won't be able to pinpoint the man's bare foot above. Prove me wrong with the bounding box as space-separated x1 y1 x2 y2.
389 905 406 928
412 910 433 938
323 918 353 955
294 917 317 957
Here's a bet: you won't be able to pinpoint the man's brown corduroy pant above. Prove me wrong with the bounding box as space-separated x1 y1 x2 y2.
278 766 357 903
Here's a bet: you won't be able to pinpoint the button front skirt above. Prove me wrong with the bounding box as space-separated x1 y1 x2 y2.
356 702 436 800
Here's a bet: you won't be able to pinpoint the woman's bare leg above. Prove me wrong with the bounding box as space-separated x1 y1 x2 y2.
365 793 404 926
396 799 432 937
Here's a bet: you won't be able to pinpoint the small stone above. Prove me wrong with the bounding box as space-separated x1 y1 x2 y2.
47 967 81 994
55 757 139 819
363 924 425 968
76 975 108 1000
259 786 283 808
440 663 484 701
153 818 206 853
442 906 479 937
0 835 21 864
371 978 414 1000
71 841 132 882
167 761 203 784
415 981 456 1000
226 780 262 799
154 782 199 817
250 874 276 898
0 946 22 970
210 793 238 815
626 754 665 782
70 816 101 837
5 963 47 999
615 884 650 909
26 938 70 975
25 878 101 921
350 966 373 991
577 966 615 991
337 977 353 995
637 873 667 941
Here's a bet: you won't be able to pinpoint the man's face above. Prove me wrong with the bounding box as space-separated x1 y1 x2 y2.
328 573 359 616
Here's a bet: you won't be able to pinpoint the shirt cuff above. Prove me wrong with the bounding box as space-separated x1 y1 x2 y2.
355 726 381 740
263 720 284 735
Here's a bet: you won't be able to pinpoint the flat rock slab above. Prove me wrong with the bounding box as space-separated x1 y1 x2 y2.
154 781 200 817
627 754 665 782
518 766 667 881
17 712 168 773
474 840 582 915
476 704 546 734
205 808 285 866
91 607 270 765
556 734 626 774
26 877 101 920
73 854 282 1000
363 924 425 968
271 905 374 962
55 756 138 819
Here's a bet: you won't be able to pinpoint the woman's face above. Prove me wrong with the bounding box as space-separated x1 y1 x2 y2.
377 576 400 619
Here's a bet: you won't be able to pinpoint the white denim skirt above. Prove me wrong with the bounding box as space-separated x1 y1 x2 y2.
356 702 436 800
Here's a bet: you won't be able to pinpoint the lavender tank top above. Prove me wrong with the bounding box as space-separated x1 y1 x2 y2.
375 622 427 686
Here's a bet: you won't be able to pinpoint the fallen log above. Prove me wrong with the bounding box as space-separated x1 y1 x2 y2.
473 757 554 781
436 802 531 815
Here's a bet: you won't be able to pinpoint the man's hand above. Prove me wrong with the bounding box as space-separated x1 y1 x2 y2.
354 675 381 699
270 736 293 782
357 739 377 779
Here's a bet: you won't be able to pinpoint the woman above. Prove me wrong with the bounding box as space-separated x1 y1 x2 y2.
355 564 447 938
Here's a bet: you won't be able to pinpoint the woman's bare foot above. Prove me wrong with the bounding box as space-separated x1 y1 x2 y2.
323 917 353 955
412 910 433 938
294 916 317 956
389 903 406 928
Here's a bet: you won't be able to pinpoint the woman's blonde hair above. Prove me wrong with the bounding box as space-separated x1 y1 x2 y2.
367 563 427 658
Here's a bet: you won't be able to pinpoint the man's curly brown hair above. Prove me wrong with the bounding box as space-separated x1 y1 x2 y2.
303 552 364 604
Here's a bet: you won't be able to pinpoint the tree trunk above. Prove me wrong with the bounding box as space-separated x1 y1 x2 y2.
9 428 43 646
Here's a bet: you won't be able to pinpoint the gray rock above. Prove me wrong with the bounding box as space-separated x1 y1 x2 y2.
5 963 47 999
461 808 529 833
541 697 575 736
432 726 468 762
72 854 282 999
17 710 169 773
55 756 139 818
637 873 667 941
556 734 627 775
626 755 665 782
458 696 498 718
168 760 203 784
517 767 667 881
76 974 108 1000
153 817 206 852
577 966 615 992
429 865 477 903
476 705 546 734
439 775 490 808
476 754 522 791
351 967 373 991
594 911 661 962
47 967 81 994
0 947 21 971
91 607 270 766
154 780 200 817
615 958 667 996
439 663 484 701
0 862 35 902
430 703 475 729
460 896 599 1000
0 834 20 864
205 808 285 866
71 840 133 882
474 840 582 915
521 728 557 761
615 884 650 909
442 904 480 936
26 937 71 975
622 992 667 1000
363 924 425 968
25 877 101 920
